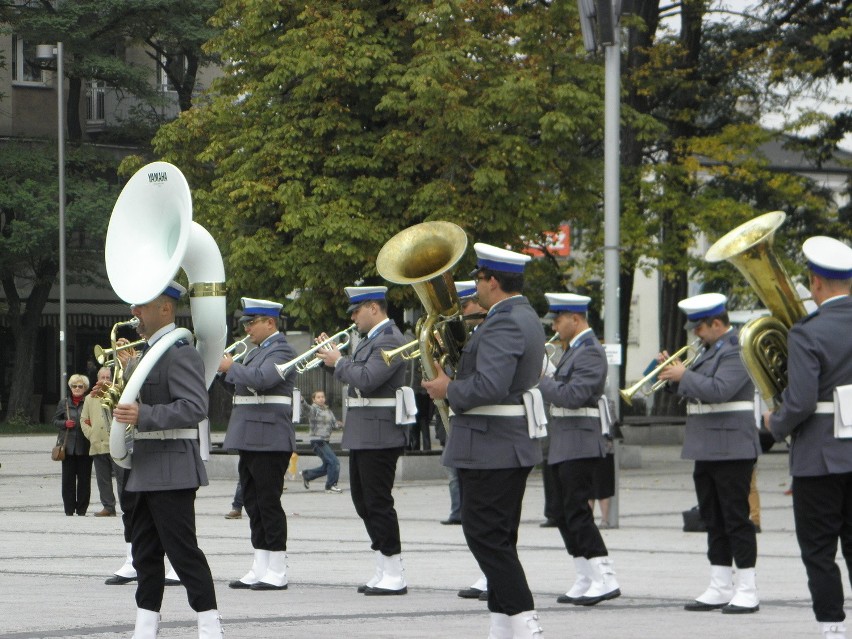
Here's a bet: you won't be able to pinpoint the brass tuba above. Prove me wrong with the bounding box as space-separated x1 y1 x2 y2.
704 211 807 407
376 221 469 430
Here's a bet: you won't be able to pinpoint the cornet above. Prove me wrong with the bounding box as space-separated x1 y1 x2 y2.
545 333 562 359
275 324 357 378
224 335 253 363
94 339 146 366
93 318 142 410
619 338 704 406
381 339 420 366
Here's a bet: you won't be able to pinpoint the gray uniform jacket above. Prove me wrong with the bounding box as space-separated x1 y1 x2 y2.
538 331 607 464
334 320 407 450
669 329 760 462
769 296 852 477
442 296 546 470
222 333 297 452
125 336 210 492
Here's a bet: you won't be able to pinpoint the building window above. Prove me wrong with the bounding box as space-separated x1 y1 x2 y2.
11 35 46 85
86 80 106 123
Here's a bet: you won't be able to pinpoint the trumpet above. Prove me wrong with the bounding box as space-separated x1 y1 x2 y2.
93 318 141 410
94 339 146 366
619 338 704 406
381 339 420 366
545 333 561 359
224 335 253 363
275 324 357 378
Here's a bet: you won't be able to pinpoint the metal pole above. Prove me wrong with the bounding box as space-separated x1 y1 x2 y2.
57 41 67 401
603 27 621 527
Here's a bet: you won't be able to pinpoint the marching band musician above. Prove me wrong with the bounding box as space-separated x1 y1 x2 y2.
657 292 761 615
764 237 852 639
111 280 222 638
422 244 546 639
218 297 297 591
537 293 621 606
314 285 410 596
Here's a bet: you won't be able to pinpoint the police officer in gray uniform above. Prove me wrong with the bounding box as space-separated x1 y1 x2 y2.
658 292 760 614
538 293 620 607
315 285 409 596
423 243 545 639
765 236 852 639
219 297 297 591
111 281 222 639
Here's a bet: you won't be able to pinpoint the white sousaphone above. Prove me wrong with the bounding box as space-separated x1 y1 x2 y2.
106 161 227 468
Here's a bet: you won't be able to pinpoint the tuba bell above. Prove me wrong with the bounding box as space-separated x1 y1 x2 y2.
104 161 227 467
704 211 807 407
376 221 469 431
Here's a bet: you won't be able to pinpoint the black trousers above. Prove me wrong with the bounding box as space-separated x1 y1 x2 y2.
694 459 756 568
60 454 93 515
552 458 608 558
118 468 137 543
793 472 852 623
131 488 216 613
239 450 290 551
459 467 535 616
349 448 403 556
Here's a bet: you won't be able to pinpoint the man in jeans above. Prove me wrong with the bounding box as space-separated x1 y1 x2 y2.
301 390 342 493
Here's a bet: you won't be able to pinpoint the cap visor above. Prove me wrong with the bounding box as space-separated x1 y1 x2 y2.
346 302 362 314
683 320 698 330
544 312 557 321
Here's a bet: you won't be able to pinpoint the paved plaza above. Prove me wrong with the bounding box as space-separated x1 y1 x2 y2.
0 435 840 638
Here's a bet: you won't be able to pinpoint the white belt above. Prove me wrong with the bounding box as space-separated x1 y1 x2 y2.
233 395 292 406
550 406 600 418
132 428 198 440
686 401 754 416
345 397 396 408
815 402 834 414
451 405 526 417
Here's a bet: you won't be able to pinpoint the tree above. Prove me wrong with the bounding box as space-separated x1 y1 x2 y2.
151 0 605 331
0 142 119 420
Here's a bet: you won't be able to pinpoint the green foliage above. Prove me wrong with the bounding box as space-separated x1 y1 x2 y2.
154 0 604 329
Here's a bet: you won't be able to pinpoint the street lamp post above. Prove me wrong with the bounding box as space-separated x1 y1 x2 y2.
36 42 67 402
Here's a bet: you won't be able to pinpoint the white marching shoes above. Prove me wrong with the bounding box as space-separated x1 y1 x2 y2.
197 609 224 639
357 550 384 593
487 612 513 639
251 551 288 590
823 622 848 639
229 549 269 589
556 557 593 604
684 565 734 611
509 610 543 638
722 568 759 614
573 556 621 606
131 608 159 639
365 553 408 595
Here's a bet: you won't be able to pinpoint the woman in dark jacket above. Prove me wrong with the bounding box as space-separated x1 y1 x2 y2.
53 374 93 516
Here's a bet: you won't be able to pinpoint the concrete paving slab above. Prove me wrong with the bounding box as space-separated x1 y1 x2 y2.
0 435 836 638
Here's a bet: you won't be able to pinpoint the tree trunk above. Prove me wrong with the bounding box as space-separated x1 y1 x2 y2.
67 76 83 142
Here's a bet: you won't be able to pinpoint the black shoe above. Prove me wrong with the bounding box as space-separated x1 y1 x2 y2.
684 600 726 611
478 590 489 601
364 585 408 596
722 603 759 614
357 584 369 593
105 574 136 585
301 472 310 490
250 581 288 591
229 580 253 589
457 587 484 599
441 519 462 525
575 589 621 606
557 594 578 604
539 519 558 528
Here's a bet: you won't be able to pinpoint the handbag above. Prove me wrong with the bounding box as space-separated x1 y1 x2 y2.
51 430 68 461
51 398 71 461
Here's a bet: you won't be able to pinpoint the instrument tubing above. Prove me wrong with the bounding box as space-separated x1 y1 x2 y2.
132 428 198 441
233 395 292 406
686 401 754 415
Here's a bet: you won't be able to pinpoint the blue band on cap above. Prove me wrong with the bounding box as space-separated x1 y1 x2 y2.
163 285 182 300
349 291 385 304
550 303 588 313
686 303 726 321
457 287 477 299
478 258 525 273
807 260 852 280
242 306 279 317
